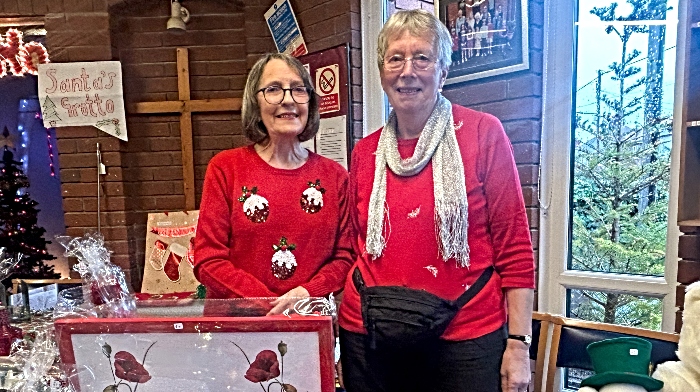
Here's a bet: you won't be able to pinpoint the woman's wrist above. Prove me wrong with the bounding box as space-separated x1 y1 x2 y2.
506 338 530 350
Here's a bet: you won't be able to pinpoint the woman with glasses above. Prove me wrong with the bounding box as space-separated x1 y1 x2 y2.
194 53 353 315
338 10 535 392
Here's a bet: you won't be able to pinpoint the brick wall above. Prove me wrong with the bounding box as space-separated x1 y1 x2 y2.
108 1 248 288
442 0 544 307
0 0 358 291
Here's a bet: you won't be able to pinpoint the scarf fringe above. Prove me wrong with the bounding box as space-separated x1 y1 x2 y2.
367 203 391 260
434 200 470 268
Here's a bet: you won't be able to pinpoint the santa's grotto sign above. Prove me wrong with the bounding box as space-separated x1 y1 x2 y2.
37 61 128 141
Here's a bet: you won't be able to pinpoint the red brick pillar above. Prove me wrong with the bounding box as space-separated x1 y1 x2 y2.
45 7 137 287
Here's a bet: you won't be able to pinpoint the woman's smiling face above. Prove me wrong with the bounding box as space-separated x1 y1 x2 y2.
380 31 447 120
257 58 309 141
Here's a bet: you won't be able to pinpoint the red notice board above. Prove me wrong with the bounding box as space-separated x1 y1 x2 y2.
298 44 352 168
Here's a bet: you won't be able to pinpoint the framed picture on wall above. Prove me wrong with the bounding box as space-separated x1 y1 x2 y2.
438 0 529 84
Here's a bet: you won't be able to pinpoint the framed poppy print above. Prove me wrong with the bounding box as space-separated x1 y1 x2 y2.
54 316 335 392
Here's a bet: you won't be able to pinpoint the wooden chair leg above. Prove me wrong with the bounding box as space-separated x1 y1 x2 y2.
545 323 562 392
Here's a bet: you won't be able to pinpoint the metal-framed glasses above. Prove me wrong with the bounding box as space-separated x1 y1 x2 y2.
257 85 311 104
382 54 436 72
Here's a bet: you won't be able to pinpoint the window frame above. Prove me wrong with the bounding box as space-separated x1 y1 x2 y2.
361 1 440 136
539 0 688 334
361 0 387 137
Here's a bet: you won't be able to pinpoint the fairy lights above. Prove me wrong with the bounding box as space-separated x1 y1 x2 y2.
0 28 50 78
47 130 55 176
35 112 57 177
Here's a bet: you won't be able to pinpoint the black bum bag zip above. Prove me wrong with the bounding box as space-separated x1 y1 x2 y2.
353 265 495 349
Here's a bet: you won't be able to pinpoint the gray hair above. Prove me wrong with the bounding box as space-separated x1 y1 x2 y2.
377 9 453 72
242 53 320 143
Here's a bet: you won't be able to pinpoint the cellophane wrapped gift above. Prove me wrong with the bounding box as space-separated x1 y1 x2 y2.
0 310 73 391
0 247 23 281
0 248 24 355
12 322 71 392
56 233 136 319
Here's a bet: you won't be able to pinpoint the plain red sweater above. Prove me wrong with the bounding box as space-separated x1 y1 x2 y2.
194 145 354 298
338 104 535 341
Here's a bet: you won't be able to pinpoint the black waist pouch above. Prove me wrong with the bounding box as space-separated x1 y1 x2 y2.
353 266 494 350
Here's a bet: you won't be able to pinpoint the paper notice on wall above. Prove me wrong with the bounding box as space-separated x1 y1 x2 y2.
316 115 347 169
315 64 340 114
37 61 128 141
265 0 308 57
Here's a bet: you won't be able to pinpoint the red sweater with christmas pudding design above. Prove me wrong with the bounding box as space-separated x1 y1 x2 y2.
194 145 354 298
338 104 535 341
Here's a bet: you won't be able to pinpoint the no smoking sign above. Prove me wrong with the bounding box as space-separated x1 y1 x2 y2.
315 64 340 114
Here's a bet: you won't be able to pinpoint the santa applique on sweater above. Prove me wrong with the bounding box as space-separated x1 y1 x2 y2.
238 186 269 223
271 237 297 280
301 179 325 214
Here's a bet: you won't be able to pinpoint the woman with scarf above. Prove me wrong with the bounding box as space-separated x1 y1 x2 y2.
338 9 535 392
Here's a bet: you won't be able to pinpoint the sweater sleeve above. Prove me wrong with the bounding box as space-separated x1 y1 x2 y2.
348 147 365 258
476 114 535 288
194 159 276 298
301 170 355 297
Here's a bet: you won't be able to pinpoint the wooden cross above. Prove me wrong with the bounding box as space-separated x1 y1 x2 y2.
128 47 242 210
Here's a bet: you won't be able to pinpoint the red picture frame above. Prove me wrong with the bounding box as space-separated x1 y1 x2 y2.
55 316 335 392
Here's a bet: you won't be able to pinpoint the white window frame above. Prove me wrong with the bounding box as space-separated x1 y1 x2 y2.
361 1 440 136
539 0 688 335
362 0 387 136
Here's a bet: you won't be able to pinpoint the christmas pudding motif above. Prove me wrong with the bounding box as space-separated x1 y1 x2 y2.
271 237 297 280
238 186 269 223
300 179 325 214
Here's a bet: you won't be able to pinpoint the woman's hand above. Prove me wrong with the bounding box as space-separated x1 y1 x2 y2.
502 287 534 391
267 286 310 315
500 339 531 392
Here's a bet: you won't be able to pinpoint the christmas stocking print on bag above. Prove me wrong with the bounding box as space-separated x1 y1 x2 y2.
141 211 201 294
149 240 168 271
164 242 188 283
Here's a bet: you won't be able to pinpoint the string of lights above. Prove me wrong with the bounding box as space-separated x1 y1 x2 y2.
34 112 57 177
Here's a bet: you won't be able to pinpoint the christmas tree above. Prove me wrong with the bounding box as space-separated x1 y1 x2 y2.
41 96 61 126
0 146 59 288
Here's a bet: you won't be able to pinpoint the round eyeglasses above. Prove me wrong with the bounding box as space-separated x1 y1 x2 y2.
382 54 436 72
257 85 311 104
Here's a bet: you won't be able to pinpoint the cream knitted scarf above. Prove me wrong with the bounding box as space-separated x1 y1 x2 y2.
366 94 470 267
